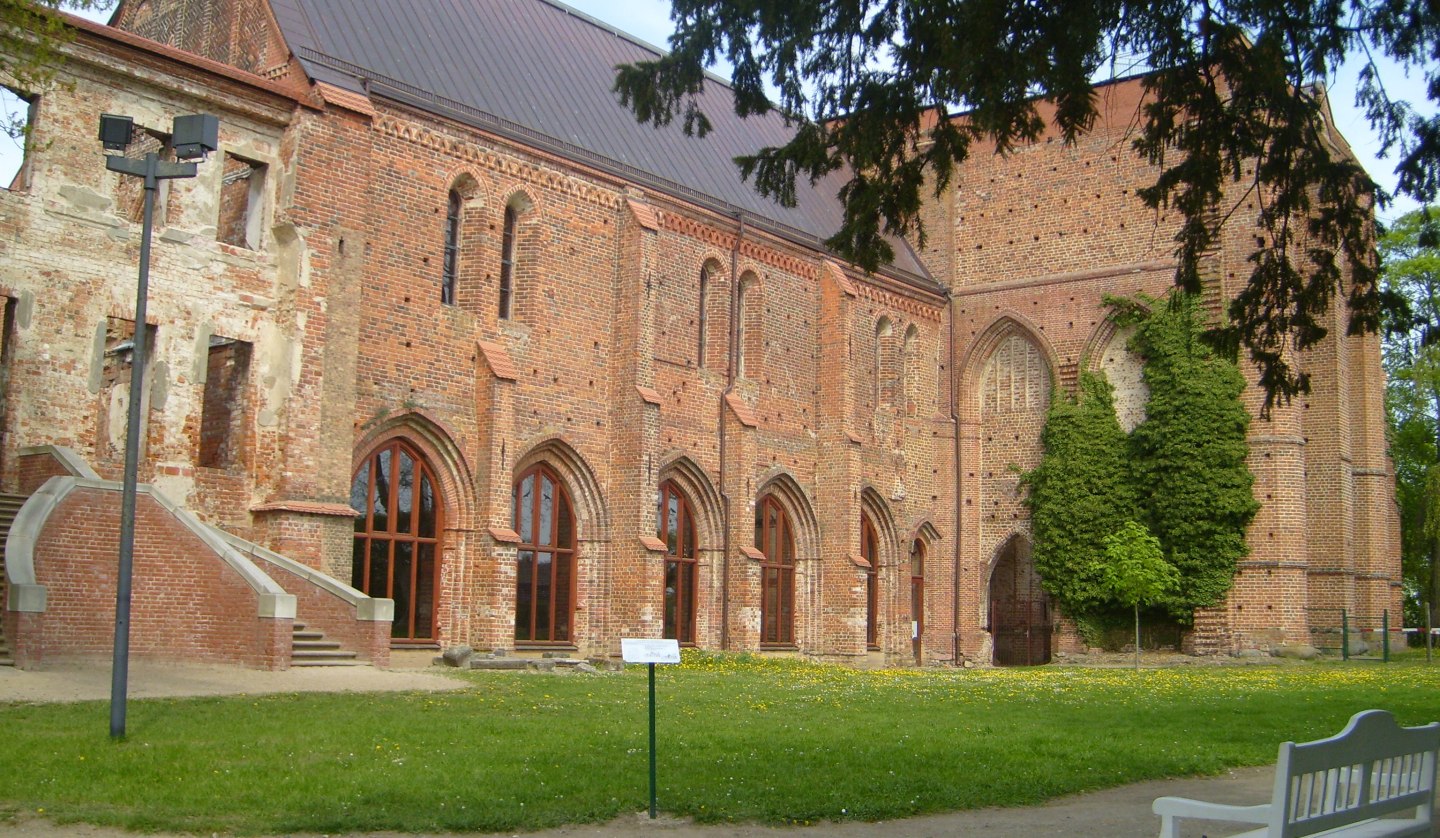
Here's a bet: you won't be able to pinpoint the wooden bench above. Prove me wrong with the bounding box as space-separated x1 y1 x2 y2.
1153 710 1438 837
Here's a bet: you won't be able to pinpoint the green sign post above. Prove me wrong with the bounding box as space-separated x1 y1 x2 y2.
620 638 681 819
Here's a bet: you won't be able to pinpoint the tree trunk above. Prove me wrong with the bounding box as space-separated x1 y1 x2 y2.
1134 604 1141 671
1430 536 1440 630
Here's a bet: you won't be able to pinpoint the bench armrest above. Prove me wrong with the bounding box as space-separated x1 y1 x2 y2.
1152 796 1271 838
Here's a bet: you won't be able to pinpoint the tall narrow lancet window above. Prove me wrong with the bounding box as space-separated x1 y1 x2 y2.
910 538 925 662
875 316 893 408
514 464 574 643
755 495 795 647
441 189 461 305
862 513 879 649
499 204 517 320
697 265 709 368
351 440 443 642
658 480 698 644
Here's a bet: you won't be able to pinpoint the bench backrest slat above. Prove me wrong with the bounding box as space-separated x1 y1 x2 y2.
1270 710 1438 838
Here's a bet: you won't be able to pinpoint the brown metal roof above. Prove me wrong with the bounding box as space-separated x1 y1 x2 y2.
269 0 935 285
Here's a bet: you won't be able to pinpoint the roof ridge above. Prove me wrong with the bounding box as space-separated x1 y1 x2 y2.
527 0 740 91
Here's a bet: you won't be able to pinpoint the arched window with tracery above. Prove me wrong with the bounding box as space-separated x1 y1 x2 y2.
513 464 575 643
755 495 795 647
351 440 443 642
658 480 698 644
902 323 920 415
862 513 879 649
441 189 461 305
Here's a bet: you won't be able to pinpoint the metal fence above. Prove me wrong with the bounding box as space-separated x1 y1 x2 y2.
1307 608 1392 661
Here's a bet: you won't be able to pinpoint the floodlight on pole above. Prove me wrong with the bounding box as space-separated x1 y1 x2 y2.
101 112 216 740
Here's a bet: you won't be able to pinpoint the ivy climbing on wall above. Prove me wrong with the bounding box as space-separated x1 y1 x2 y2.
1024 371 1137 616
1026 292 1259 629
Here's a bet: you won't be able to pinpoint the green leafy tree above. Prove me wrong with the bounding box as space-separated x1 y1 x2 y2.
1380 208 1440 629
1116 293 1260 620
1103 520 1180 670
2 0 112 139
1024 372 1137 619
614 1 1438 410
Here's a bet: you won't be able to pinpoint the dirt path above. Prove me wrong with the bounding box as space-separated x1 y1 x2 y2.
0 660 1282 837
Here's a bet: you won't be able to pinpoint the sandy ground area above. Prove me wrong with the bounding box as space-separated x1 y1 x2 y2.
0 658 1373 837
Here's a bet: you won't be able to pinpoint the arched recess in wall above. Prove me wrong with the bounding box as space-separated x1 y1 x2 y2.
1082 317 1149 433
902 323 921 416
859 486 901 652
350 413 473 644
905 518 942 663
736 270 761 379
697 258 727 369
985 532 1052 666
962 316 1055 650
753 470 820 649
445 170 487 314
874 315 894 409
498 190 538 323
656 455 724 645
958 313 1060 424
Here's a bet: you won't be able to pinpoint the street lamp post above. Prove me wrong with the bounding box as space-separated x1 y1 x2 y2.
99 112 217 739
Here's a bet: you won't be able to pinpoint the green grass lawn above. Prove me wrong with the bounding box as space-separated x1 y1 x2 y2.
1 654 1437 835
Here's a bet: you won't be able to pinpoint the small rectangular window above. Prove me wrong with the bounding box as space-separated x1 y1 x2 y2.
218 153 265 249
199 337 252 469
1 86 38 191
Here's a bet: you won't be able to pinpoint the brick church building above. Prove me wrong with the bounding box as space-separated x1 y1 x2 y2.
0 0 1401 668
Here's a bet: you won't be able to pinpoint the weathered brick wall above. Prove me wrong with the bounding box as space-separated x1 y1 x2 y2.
7 10 1395 668
0 27 295 531
939 76 1401 656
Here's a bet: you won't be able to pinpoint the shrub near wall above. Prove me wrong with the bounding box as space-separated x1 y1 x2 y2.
1028 293 1258 632
1116 293 1259 620
1025 372 1137 622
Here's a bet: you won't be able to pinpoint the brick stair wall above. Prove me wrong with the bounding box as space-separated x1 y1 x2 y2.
0 492 28 666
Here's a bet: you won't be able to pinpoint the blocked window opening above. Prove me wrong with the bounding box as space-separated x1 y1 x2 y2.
441 189 461 305
218 153 265 249
1 86 37 191
199 337 251 469
97 317 157 462
697 264 710 368
499 204 516 319
114 127 174 223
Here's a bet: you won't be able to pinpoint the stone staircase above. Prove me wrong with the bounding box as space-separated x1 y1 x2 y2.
0 492 26 667
290 621 363 667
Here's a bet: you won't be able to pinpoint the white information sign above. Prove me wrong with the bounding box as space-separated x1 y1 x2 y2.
621 638 681 664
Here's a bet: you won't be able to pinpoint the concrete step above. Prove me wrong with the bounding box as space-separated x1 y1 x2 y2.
289 620 366 666
291 658 367 667
292 648 358 661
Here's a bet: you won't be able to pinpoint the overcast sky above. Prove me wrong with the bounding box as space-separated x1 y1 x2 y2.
8 0 1432 224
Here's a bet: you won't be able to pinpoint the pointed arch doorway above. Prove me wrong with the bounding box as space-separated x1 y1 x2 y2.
351 439 444 643
988 536 1051 666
